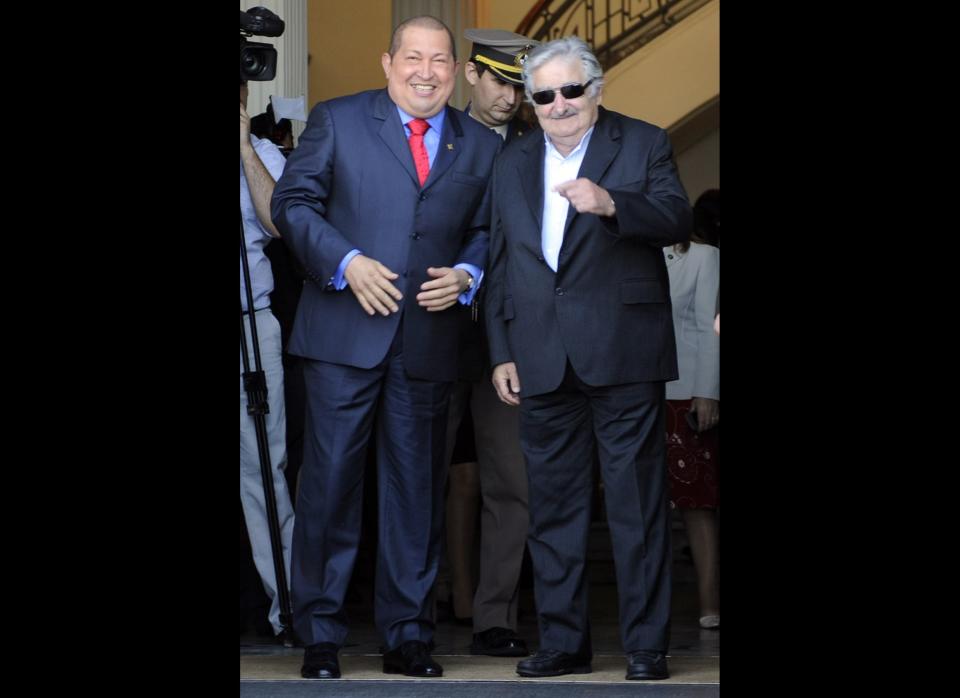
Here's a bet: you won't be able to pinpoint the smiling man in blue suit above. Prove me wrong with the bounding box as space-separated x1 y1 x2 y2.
271 15 500 681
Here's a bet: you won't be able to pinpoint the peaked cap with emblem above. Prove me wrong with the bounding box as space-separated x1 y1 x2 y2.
463 28 539 86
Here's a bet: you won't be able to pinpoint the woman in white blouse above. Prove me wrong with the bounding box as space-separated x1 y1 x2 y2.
662 189 720 629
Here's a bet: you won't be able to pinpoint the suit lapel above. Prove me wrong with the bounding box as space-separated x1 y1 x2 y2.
424 106 462 190
563 108 621 233
518 132 545 231
373 89 420 188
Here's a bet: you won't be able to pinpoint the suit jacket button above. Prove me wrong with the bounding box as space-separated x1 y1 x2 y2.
555 287 564 296
411 233 421 240
419 193 427 201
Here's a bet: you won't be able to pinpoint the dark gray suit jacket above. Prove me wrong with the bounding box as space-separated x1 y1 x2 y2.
485 107 692 397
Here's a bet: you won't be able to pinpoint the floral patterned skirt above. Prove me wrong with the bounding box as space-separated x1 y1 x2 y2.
666 399 719 510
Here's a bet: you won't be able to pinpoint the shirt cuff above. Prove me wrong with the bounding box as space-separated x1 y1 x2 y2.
331 249 363 290
454 263 482 305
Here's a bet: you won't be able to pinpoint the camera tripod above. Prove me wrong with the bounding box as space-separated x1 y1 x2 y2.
240 207 294 645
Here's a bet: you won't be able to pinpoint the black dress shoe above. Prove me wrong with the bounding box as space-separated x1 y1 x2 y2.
625 650 669 680
383 640 443 677
470 627 529 657
516 649 592 677
301 642 341 679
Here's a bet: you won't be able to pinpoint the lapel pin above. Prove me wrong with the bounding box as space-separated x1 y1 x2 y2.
446 143 454 150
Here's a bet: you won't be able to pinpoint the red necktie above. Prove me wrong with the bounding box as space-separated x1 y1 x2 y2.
407 118 431 187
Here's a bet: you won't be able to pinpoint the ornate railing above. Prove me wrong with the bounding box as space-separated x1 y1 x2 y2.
517 0 713 73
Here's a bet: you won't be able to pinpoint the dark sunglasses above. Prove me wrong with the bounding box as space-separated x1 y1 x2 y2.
531 78 595 105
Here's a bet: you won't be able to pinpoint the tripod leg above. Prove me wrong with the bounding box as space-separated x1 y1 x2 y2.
241 310 295 636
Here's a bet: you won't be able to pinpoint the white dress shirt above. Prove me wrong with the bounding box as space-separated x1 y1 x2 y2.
541 127 595 272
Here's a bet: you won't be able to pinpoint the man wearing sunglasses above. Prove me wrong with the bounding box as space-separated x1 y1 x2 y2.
484 36 692 681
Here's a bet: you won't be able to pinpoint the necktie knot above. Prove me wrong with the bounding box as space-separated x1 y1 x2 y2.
408 118 430 136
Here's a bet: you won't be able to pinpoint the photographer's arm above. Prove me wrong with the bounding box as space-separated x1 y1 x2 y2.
241 102 281 238
272 102 359 288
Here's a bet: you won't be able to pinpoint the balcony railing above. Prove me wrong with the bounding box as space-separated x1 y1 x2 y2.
517 0 713 73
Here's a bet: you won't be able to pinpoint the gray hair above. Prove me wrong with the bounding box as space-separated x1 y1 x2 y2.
521 36 604 103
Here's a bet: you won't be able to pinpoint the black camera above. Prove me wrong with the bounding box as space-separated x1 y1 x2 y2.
240 7 285 82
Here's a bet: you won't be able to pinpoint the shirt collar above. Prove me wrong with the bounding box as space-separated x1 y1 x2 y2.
396 105 446 134
544 125 595 161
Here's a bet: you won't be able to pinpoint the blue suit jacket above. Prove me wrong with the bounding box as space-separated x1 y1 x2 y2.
485 107 693 397
272 89 501 381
